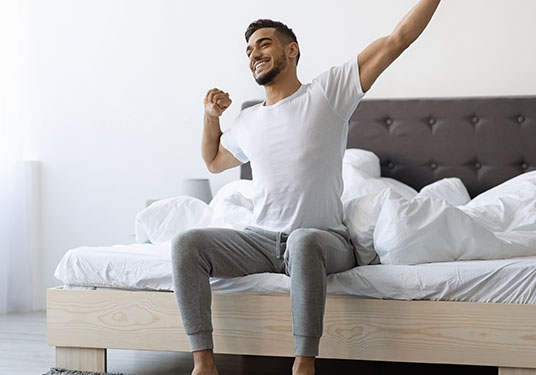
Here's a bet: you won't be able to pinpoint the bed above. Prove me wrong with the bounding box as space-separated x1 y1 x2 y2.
47 96 536 374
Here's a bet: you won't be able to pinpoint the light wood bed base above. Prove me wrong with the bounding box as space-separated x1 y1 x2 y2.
47 287 536 374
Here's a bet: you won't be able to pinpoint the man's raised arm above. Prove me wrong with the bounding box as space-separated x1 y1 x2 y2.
358 0 441 93
201 88 242 174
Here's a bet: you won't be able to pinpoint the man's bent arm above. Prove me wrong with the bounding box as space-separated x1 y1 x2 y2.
202 88 241 174
358 0 441 92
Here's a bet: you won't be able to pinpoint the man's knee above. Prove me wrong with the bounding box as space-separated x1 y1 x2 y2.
171 228 206 267
288 228 324 250
286 228 326 264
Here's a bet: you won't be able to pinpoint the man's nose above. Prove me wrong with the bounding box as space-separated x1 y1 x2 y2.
249 48 261 62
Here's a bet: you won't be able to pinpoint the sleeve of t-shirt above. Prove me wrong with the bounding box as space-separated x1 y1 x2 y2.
220 124 250 164
314 56 365 121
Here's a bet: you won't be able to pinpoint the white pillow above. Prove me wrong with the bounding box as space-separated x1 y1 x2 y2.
134 180 255 244
418 177 471 206
343 148 381 178
342 168 417 203
135 196 214 244
209 179 254 229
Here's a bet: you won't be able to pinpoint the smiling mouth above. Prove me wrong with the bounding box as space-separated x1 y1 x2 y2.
254 59 270 74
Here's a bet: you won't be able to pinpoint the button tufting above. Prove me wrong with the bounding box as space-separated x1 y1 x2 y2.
474 162 482 170
385 118 393 126
517 115 525 124
472 116 479 124
387 162 395 169
521 163 529 170
428 117 436 126
430 162 438 170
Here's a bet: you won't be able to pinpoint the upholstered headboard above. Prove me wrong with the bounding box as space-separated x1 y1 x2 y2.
240 97 536 197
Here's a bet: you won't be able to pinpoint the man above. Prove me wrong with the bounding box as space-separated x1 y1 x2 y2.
172 1 441 374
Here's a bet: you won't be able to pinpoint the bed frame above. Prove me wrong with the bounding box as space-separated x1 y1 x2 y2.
47 96 536 374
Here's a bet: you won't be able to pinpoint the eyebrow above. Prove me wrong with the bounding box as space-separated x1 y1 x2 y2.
246 37 273 55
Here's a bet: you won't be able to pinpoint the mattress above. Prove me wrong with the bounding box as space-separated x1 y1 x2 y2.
55 242 536 304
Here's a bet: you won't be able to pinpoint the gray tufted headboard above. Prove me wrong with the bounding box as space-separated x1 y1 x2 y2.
240 96 536 197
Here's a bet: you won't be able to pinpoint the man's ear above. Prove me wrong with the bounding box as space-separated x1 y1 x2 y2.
288 42 300 61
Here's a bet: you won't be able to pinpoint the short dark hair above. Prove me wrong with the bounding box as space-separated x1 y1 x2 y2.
245 19 300 64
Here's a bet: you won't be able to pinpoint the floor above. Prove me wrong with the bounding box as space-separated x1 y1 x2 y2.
0 311 497 375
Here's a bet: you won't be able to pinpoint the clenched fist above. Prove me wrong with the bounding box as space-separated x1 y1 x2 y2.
204 88 232 117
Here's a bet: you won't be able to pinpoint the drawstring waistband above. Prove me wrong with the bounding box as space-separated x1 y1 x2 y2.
275 232 289 259
245 226 288 259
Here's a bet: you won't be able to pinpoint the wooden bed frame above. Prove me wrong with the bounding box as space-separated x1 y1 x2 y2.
47 96 536 374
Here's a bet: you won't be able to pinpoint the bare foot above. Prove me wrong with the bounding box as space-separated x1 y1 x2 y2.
292 356 315 375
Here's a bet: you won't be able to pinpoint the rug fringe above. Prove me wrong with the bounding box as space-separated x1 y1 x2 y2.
43 368 129 375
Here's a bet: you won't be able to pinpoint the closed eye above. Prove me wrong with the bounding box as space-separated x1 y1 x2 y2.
246 37 273 57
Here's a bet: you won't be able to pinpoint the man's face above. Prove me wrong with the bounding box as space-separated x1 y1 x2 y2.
246 28 288 86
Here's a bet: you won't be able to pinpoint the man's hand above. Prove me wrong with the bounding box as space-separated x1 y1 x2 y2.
204 88 232 117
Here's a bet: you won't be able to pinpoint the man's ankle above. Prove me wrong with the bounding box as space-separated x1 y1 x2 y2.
192 349 219 375
292 356 315 375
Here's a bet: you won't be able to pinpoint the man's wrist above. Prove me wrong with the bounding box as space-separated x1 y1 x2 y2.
205 112 221 122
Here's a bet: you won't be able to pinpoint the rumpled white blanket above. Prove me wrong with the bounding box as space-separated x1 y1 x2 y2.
135 149 536 265
342 150 536 265
370 180 536 265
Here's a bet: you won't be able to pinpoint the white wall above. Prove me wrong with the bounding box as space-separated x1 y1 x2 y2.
23 0 535 309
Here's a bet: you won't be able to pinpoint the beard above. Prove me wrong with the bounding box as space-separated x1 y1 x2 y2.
255 66 282 86
254 52 287 86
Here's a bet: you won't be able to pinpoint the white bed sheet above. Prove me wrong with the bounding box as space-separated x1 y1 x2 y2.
55 242 536 304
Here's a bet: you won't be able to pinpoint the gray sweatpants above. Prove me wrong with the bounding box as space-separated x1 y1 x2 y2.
171 226 356 357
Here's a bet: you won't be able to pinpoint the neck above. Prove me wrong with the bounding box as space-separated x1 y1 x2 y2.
263 75 302 106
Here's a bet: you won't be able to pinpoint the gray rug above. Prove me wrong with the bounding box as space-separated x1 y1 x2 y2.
43 368 129 375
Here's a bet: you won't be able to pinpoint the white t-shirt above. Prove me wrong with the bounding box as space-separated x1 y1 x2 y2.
221 57 365 234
